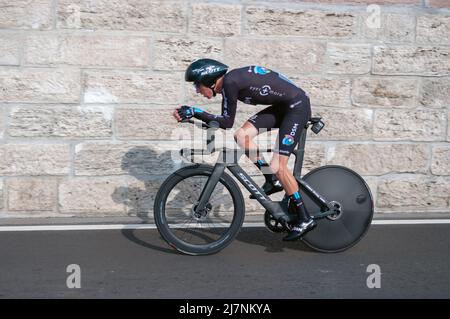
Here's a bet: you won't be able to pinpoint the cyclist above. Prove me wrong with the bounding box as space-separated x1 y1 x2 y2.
173 58 316 241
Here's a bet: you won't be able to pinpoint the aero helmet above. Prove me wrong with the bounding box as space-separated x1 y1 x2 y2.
185 58 228 88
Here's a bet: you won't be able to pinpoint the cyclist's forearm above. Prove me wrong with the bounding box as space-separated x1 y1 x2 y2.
192 107 213 122
193 108 233 129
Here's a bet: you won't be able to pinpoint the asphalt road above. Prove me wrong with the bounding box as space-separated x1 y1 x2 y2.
0 224 449 299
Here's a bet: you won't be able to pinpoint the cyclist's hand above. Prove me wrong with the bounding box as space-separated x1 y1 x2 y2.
173 108 182 122
176 105 195 122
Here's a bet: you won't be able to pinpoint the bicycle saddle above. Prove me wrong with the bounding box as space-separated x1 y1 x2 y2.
308 117 325 134
309 117 322 124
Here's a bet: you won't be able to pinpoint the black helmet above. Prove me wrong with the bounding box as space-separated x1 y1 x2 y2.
185 58 228 87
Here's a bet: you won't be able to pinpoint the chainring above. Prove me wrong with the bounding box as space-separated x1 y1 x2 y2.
264 210 287 233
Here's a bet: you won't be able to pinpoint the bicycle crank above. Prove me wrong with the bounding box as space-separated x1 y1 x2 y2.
311 201 343 220
263 210 297 233
264 211 286 233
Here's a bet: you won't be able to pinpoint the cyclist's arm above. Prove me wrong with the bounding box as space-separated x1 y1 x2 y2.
193 81 238 129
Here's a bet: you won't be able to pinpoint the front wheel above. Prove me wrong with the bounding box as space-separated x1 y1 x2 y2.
154 164 245 255
299 165 374 253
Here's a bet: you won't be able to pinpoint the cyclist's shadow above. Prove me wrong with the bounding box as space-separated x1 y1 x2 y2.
112 146 180 254
113 146 235 254
113 146 312 254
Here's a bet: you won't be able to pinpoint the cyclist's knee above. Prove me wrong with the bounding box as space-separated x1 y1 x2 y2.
270 160 281 176
233 128 252 146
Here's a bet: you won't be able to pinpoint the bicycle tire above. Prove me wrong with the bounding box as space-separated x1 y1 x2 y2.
154 164 245 255
299 165 374 253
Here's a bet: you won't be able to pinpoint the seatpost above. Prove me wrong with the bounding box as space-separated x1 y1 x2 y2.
292 127 308 179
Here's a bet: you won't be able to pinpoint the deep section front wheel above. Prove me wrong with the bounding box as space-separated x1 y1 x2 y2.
154 164 245 255
299 165 374 252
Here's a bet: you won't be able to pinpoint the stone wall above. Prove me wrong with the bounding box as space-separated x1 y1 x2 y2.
0 0 449 219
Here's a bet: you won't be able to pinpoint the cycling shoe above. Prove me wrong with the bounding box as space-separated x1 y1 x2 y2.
282 218 317 241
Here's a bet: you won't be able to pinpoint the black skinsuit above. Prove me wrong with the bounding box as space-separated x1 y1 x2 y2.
194 66 311 156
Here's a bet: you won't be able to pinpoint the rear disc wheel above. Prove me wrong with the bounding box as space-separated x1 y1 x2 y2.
299 165 374 253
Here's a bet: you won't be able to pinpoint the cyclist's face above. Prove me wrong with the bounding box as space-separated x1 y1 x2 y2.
195 82 214 99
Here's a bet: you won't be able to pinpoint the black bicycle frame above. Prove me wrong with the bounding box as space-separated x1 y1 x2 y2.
189 126 330 221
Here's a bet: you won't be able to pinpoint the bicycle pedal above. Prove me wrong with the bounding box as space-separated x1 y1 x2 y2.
277 217 292 231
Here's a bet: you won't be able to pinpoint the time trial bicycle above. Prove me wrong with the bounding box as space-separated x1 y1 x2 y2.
154 118 374 255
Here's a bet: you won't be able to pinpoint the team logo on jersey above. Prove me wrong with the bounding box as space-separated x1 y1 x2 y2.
260 85 271 96
254 66 271 75
282 124 299 146
282 135 295 146
290 123 299 136
250 85 285 97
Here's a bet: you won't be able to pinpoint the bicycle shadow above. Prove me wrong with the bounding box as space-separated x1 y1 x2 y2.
113 146 314 255
232 194 314 253
234 226 315 253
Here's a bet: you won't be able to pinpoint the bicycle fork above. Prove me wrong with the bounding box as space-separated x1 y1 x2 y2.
194 163 226 216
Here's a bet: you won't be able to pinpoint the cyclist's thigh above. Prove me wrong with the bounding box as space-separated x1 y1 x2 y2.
276 96 311 156
247 105 283 133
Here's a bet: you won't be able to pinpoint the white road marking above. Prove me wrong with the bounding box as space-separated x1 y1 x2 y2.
371 219 450 225
0 219 449 232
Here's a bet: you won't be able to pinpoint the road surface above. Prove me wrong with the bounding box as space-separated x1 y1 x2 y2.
0 223 449 299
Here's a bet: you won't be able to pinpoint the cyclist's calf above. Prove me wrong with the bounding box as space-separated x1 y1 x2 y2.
270 154 299 195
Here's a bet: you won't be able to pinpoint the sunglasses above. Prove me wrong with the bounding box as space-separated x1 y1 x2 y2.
193 82 201 90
